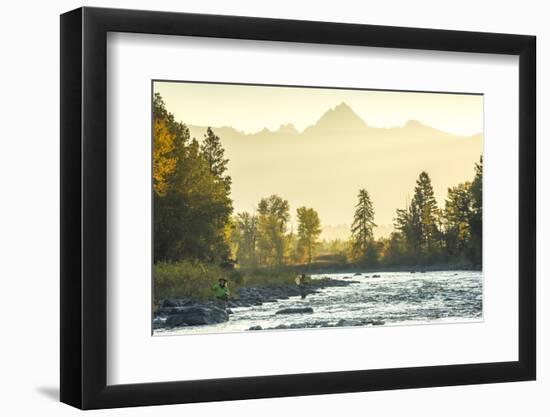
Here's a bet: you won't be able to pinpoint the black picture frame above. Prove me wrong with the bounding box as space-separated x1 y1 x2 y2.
60 6 536 410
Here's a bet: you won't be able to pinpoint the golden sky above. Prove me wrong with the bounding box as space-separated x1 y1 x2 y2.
153 81 483 238
154 81 483 136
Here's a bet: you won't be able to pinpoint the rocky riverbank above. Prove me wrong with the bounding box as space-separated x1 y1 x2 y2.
153 277 359 330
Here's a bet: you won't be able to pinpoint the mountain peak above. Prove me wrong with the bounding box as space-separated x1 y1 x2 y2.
334 101 353 112
277 123 298 135
404 119 424 128
313 102 367 130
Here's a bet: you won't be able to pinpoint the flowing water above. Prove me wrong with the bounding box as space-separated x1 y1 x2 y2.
154 270 483 336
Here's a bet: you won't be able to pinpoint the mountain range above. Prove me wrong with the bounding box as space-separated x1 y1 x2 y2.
187 102 482 238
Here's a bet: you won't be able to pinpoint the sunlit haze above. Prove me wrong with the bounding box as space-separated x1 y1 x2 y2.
154 81 483 240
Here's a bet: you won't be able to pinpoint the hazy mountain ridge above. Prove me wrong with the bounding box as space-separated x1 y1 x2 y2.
188 102 478 143
186 102 482 229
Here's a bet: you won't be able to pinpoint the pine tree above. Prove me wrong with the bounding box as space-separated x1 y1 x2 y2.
469 155 483 265
350 189 377 259
443 182 473 256
412 171 439 256
200 127 231 192
394 200 421 262
393 172 439 264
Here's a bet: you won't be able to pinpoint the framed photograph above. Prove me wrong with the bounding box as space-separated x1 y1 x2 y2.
60 7 536 409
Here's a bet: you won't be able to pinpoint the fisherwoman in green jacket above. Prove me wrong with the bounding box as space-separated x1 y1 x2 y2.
212 278 230 303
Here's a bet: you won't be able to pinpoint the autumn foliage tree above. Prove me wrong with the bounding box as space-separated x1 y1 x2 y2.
153 93 232 263
152 117 176 197
231 212 258 267
256 195 290 266
296 207 322 264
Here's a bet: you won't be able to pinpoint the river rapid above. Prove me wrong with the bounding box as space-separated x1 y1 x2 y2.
154 270 483 336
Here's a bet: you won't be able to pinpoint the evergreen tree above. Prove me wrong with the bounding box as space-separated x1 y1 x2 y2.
394 199 422 261
363 239 382 266
469 156 483 265
350 189 377 260
443 182 473 257
382 232 408 266
412 171 439 259
393 172 440 264
200 127 231 192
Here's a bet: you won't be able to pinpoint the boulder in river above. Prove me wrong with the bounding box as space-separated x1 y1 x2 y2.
275 307 314 315
164 305 228 327
248 325 263 331
161 298 194 308
152 316 167 329
336 318 363 327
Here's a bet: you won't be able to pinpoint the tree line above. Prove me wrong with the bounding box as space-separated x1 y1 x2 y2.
230 159 482 269
350 159 482 268
154 92 482 270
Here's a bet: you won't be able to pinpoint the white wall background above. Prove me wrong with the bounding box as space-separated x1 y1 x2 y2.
0 0 545 415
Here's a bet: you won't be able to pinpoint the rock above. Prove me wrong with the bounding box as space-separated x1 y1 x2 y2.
152 316 167 329
336 319 362 327
164 306 228 327
372 274 381 278
353 272 362 276
275 307 314 315
161 298 193 308
248 325 263 331
161 299 178 308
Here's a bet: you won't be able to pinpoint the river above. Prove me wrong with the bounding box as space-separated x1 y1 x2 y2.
154 270 483 336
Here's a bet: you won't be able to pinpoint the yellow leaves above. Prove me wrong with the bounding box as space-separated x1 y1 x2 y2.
153 117 177 196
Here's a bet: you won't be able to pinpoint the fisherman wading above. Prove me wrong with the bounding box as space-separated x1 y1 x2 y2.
212 277 230 307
